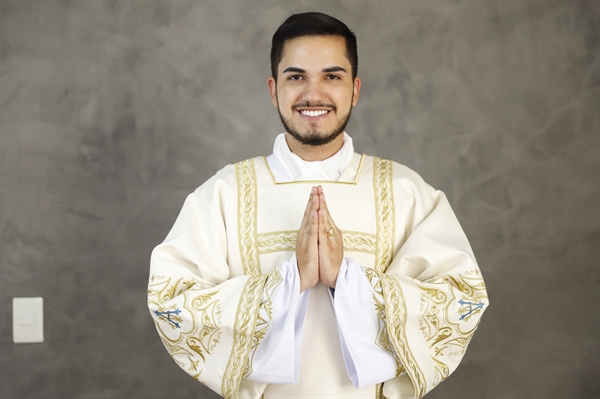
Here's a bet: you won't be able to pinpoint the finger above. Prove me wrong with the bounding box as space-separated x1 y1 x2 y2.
307 188 320 239
318 209 325 238
302 187 316 221
310 188 320 225
321 210 339 243
300 187 316 234
328 210 338 231
319 193 334 228
309 209 319 241
319 192 328 215
319 194 340 242
318 208 331 242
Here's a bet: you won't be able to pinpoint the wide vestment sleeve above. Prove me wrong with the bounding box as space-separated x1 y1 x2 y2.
369 161 489 399
147 164 279 399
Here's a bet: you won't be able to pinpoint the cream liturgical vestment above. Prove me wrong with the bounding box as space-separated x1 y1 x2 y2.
148 134 488 399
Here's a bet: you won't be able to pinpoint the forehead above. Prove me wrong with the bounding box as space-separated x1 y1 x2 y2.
279 35 350 71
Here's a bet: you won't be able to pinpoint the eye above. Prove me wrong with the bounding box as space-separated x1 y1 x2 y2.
288 75 303 81
326 74 341 80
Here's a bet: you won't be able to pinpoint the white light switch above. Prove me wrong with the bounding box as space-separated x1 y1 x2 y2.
13 297 44 343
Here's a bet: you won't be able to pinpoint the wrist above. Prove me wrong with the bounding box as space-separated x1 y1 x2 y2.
320 270 338 289
300 275 317 292
324 279 336 289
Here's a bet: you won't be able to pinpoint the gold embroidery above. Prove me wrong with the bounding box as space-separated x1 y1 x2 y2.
221 275 268 399
148 275 197 305
343 230 377 254
154 304 184 330
186 291 223 361
262 154 366 185
149 277 201 341
418 272 487 387
257 230 297 254
189 356 200 371
148 282 223 385
236 159 261 276
257 230 377 254
245 267 284 376
384 275 427 398
373 158 395 272
192 368 205 385
375 383 386 399
365 269 405 377
366 269 427 398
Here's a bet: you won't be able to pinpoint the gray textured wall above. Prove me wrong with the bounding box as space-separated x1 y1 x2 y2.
1 1 598 398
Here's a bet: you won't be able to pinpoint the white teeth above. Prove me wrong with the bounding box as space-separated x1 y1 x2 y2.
301 110 328 117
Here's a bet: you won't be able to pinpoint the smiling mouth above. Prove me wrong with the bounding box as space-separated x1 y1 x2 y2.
299 109 329 117
293 102 336 118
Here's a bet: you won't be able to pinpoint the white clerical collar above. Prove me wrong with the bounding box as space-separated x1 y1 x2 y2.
267 132 355 183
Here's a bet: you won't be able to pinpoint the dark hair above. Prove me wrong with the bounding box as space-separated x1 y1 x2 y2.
270 12 358 81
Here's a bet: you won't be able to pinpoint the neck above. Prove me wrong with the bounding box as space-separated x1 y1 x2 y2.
285 133 344 161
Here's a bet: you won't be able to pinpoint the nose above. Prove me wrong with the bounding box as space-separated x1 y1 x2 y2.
301 79 325 104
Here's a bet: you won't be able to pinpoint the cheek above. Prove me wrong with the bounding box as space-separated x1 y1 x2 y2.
277 96 293 112
281 94 304 112
276 88 293 105
335 92 354 108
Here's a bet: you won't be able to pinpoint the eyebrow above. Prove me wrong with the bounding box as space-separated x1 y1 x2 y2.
282 67 306 74
281 66 348 74
322 66 347 74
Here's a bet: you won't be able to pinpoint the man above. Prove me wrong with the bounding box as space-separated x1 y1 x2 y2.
148 12 488 399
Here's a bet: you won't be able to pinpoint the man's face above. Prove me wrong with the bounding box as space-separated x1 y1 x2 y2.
268 35 361 147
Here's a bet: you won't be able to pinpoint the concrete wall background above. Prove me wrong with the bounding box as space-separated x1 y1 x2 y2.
1 1 598 398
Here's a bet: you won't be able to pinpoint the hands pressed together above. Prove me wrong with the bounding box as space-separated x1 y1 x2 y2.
296 186 343 292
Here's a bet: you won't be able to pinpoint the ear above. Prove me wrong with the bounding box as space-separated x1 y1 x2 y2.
267 77 278 107
352 77 361 106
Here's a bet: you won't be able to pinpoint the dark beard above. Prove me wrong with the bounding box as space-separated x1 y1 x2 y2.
277 103 353 147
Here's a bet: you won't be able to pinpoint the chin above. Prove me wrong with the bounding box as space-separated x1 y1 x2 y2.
278 108 351 147
287 129 343 147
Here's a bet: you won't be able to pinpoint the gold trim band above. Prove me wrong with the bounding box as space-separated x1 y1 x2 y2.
256 230 377 255
373 157 395 272
236 159 261 276
221 275 268 398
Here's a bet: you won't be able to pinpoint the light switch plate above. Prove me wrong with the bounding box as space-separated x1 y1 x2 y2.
13 297 44 343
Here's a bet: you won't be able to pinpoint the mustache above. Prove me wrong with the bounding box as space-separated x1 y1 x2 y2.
292 102 336 111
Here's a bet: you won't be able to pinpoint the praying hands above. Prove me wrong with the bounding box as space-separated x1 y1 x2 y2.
296 185 343 292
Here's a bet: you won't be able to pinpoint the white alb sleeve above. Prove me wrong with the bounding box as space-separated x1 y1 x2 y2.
330 258 399 388
247 255 309 384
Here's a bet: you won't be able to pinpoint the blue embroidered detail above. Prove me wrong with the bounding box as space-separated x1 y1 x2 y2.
458 299 485 321
154 308 183 329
